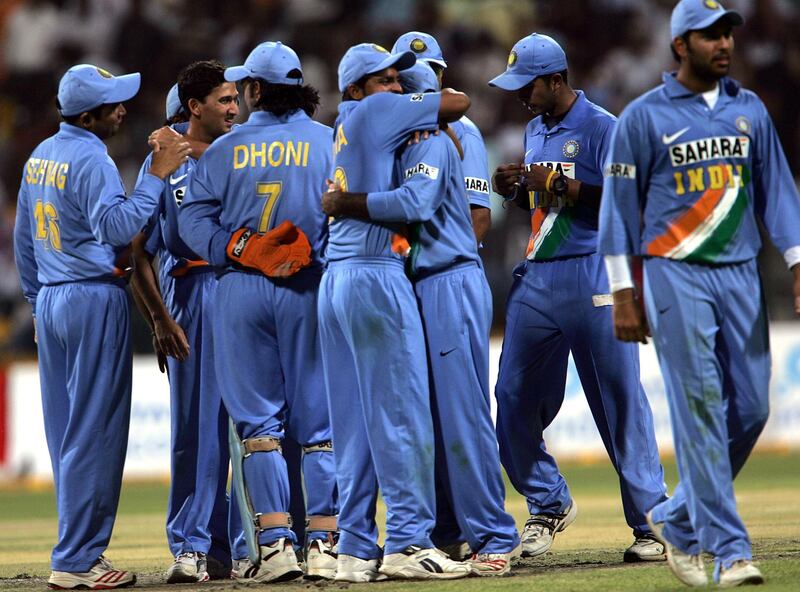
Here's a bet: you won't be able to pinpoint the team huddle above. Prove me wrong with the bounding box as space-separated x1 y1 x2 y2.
13 0 800 589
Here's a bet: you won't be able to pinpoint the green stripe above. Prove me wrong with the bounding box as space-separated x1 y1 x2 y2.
533 209 573 260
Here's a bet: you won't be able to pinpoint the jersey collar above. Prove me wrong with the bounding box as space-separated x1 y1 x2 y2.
662 71 741 100
245 109 310 126
57 122 108 152
530 90 590 136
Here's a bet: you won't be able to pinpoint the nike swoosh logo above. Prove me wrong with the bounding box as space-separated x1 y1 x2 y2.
662 127 690 145
170 173 188 184
439 348 457 357
658 305 671 315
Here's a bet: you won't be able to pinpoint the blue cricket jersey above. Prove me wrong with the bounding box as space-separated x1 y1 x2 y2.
178 110 332 268
521 91 615 260
327 91 441 261
450 116 491 208
367 132 479 276
598 73 800 263
14 123 162 308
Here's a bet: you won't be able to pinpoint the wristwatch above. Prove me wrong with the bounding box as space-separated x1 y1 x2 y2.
551 173 569 196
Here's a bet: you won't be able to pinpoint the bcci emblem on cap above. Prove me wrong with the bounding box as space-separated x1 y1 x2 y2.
508 51 518 67
704 0 719 9
411 38 427 53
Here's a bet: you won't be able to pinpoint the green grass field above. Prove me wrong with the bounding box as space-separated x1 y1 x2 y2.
1 451 798 591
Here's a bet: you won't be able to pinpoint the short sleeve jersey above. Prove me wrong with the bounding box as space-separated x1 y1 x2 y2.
327 91 441 261
522 91 616 260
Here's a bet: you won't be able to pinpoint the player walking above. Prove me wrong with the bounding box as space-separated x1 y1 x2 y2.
318 43 471 582
323 60 520 576
178 42 338 583
14 64 190 589
599 0 800 586
489 33 668 561
130 61 240 583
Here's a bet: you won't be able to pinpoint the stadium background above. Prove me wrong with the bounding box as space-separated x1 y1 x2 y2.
0 0 799 473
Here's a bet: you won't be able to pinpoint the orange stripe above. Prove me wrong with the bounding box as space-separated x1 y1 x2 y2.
646 167 729 257
525 210 546 257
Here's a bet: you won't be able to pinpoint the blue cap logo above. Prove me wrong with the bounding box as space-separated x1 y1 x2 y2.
488 33 567 91
508 51 518 67
670 0 744 39
224 41 303 86
411 38 427 53
392 31 447 69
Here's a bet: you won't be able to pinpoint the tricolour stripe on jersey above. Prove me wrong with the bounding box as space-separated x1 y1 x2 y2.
526 208 573 260
646 167 748 261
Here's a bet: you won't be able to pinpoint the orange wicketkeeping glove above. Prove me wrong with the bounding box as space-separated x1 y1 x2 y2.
226 220 312 278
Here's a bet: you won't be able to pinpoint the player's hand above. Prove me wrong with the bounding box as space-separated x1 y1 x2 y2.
151 335 168 374
227 221 312 278
407 129 439 145
612 288 650 344
792 263 800 315
520 164 557 193
153 316 190 362
492 163 524 196
322 189 346 216
148 128 192 179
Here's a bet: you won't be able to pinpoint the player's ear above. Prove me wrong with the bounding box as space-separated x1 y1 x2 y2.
672 37 689 61
187 97 203 118
346 83 365 101
78 111 94 130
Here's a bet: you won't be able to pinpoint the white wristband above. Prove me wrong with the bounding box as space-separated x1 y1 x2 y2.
784 246 800 270
604 254 634 293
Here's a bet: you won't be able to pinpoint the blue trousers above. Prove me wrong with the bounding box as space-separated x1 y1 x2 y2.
644 258 769 578
163 271 232 564
416 263 520 554
213 268 336 546
318 258 435 558
36 281 131 572
495 254 666 534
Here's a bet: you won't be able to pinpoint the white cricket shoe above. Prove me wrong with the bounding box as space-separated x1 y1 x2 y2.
647 511 708 587
305 536 338 580
334 554 387 582
380 546 471 580
624 533 667 562
48 558 136 590
166 551 209 584
239 538 302 583
521 499 577 557
718 560 764 587
231 557 256 579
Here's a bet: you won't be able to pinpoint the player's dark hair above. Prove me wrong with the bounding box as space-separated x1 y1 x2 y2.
177 60 227 113
342 73 372 101
670 34 690 62
56 99 107 125
164 112 190 126
249 79 320 117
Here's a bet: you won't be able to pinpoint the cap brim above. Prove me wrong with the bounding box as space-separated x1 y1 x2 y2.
676 9 744 38
422 57 447 69
224 65 251 82
373 50 417 75
488 71 533 91
105 72 141 104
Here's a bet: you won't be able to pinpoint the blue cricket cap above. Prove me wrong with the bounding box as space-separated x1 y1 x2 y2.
392 31 447 69
488 33 567 91
57 64 141 117
165 83 183 119
337 43 416 93
671 0 743 39
400 61 439 94
225 41 303 85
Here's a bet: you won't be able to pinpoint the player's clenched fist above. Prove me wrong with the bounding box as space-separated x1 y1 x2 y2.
147 126 192 180
492 163 524 197
611 288 650 344
226 220 312 278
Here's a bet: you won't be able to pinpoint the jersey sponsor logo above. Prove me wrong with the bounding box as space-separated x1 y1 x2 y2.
531 161 575 179
528 161 575 208
604 163 637 179
173 186 186 206
410 93 424 102
669 135 749 167
465 176 489 194
233 140 310 169
661 126 690 145
25 158 69 189
562 140 580 158
169 172 188 184
404 161 440 180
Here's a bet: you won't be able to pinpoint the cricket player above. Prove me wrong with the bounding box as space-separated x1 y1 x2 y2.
178 41 338 583
488 33 668 561
130 62 240 583
599 0 800 586
322 60 520 576
13 64 190 589
318 43 471 582
392 31 492 244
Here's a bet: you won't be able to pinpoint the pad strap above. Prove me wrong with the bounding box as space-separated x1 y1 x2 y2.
256 512 292 530
303 440 333 453
306 515 338 532
243 436 282 455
